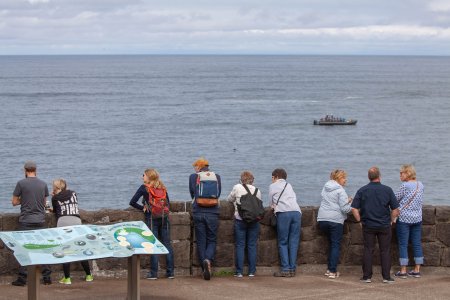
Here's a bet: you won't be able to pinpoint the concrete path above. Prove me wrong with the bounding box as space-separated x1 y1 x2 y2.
0 266 449 300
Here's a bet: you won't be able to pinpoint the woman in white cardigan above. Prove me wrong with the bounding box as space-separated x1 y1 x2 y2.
317 169 352 279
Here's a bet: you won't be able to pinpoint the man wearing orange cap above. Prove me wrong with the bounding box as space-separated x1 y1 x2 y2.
189 157 221 280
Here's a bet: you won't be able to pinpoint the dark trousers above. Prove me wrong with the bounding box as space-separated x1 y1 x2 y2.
362 226 392 280
17 222 52 282
145 215 174 277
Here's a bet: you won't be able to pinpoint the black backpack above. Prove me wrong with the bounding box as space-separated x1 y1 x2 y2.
237 184 265 223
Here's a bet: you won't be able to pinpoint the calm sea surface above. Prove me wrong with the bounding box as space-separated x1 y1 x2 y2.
1 55 450 212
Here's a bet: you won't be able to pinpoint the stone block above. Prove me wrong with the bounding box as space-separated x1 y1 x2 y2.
172 240 191 268
171 225 191 241
301 226 319 242
301 207 315 227
219 201 235 220
94 209 130 224
422 242 443 266
94 257 128 270
0 251 19 275
257 240 279 266
436 223 450 246
422 206 436 225
1 214 18 231
345 244 364 265
214 242 234 267
216 220 234 243
128 210 145 222
79 210 97 224
170 201 191 213
299 238 328 264
442 248 450 267
349 223 363 245
422 225 436 242
259 224 277 241
436 206 450 223
170 212 191 225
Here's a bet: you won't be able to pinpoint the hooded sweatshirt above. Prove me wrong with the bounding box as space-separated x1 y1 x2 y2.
317 180 352 224
52 189 80 220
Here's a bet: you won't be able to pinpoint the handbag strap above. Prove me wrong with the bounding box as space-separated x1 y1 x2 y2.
400 182 419 211
242 184 258 196
274 183 288 206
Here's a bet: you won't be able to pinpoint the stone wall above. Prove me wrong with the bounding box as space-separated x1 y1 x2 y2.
1 203 449 275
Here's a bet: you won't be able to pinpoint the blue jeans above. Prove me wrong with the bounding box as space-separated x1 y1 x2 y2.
234 219 260 274
145 215 174 277
318 221 344 273
396 221 424 266
193 213 219 268
276 211 301 272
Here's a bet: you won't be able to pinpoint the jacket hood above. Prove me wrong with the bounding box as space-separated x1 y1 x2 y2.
52 189 73 201
323 180 342 193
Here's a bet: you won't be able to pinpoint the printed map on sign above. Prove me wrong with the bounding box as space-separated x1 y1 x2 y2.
0 221 168 266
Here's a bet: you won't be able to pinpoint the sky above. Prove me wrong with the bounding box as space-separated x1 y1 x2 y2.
1 0 450 55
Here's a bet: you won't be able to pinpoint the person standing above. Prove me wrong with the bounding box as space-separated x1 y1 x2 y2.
11 161 52 286
227 170 262 278
189 157 221 280
51 178 93 284
351 166 399 284
317 169 353 279
269 168 302 277
129 168 174 279
394 164 425 279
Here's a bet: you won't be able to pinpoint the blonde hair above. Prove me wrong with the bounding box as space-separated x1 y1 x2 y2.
330 169 347 181
144 168 166 189
240 170 254 185
192 157 209 169
52 178 67 195
400 164 416 180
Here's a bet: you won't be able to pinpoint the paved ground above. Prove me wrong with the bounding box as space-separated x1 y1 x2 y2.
0 266 449 300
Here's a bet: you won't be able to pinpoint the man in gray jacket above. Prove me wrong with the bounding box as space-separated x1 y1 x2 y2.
11 161 52 286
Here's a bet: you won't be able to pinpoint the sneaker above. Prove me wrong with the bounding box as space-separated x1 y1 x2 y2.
85 275 94 282
324 270 331 276
360 277 372 283
146 273 157 280
234 273 243 278
407 271 421 278
43 277 52 285
394 271 407 279
273 271 291 277
383 277 395 284
59 277 71 285
11 278 26 286
248 273 255 277
202 259 211 280
167 274 175 279
328 272 340 279
289 270 296 277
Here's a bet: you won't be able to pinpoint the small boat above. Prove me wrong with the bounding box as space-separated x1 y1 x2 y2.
313 115 357 126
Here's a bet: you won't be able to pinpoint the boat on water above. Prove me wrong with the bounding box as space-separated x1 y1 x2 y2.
313 115 357 125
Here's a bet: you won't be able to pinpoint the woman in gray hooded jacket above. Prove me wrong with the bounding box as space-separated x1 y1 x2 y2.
317 170 352 279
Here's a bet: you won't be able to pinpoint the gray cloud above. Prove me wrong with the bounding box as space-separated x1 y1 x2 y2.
0 0 449 55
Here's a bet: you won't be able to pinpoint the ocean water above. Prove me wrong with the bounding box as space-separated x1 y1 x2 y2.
1 55 450 212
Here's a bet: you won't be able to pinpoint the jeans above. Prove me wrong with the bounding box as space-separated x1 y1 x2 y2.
318 221 344 273
396 221 424 266
193 212 219 268
362 226 392 280
145 215 174 277
17 222 52 282
234 219 260 274
276 211 301 272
